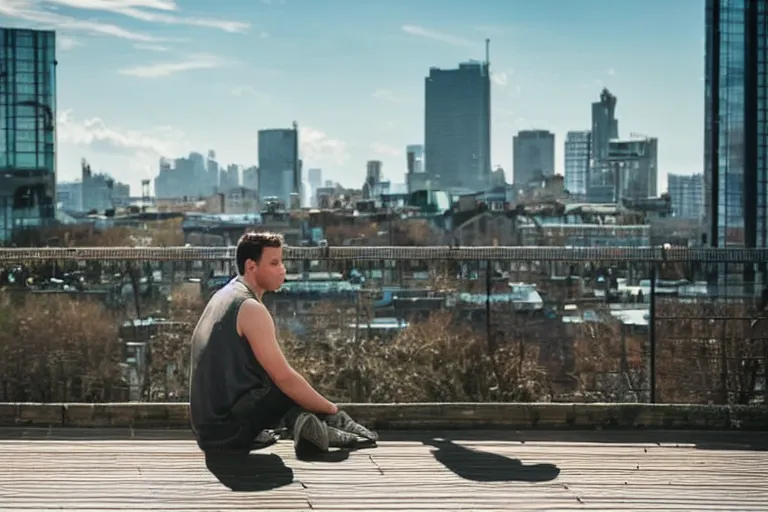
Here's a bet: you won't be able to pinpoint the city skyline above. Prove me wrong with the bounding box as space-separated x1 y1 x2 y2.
0 0 705 194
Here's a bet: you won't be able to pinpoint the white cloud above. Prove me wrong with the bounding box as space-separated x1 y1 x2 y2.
0 0 249 43
118 53 228 78
43 0 249 33
58 108 185 156
370 142 400 157
606 68 616 76
49 0 177 10
491 71 508 87
299 126 349 166
0 0 165 42
57 35 82 51
229 86 270 101
372 89 412 104
57 109 190 184
133 43 170 52
401 25 476 48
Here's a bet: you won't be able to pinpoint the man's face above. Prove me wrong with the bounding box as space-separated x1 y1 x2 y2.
252 246 286 292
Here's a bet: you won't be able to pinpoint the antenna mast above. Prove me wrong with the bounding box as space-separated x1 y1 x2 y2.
485 38 490 67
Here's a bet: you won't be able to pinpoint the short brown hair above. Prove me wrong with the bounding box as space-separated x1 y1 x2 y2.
236 231 284 274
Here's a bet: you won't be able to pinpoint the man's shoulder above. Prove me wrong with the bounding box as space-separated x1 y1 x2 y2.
238 295 269 318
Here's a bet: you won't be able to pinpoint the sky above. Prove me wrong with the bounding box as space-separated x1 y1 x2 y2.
0 0 706 195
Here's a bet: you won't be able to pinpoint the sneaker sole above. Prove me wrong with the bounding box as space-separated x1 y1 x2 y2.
294 413 329 454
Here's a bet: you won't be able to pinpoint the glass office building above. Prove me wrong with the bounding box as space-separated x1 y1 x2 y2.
0 27 57 243
424 61 491 193
704 0 768 249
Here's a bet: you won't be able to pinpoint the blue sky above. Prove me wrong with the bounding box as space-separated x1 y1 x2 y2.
1 0 705 195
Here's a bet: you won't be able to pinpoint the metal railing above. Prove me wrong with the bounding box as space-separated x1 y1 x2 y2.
3 245 768 262
0 245 766 407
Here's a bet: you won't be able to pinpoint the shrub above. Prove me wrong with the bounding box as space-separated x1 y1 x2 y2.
0 291 125 401
281 309 547 403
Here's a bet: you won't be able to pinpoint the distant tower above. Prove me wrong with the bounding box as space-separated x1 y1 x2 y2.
141 179 150 201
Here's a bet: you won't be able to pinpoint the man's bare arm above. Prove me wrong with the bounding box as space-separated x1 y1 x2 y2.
237 299 338 415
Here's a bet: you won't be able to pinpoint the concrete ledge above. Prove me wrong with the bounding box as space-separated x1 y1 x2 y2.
1 402 767 430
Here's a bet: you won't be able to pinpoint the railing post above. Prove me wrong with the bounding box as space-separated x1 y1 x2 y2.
485 258 492 351
649 261 657 404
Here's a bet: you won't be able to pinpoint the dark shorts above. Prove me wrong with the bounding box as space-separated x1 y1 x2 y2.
193 383 298 453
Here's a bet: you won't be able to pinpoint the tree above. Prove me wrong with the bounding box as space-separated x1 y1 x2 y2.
143 284 203 401
655 300 767 405
280 307 547 403
0 291 125 402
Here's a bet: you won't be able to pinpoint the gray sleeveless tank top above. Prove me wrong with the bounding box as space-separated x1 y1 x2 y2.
188 277 271 433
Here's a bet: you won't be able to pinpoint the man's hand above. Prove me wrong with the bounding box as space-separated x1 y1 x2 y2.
325 410 379 442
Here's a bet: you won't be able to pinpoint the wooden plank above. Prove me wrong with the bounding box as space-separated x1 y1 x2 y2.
0 429 767 511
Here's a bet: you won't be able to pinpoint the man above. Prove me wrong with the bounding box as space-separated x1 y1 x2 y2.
189 231 377 457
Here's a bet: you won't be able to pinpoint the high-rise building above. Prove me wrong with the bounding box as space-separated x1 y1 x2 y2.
591 89 619 161
258 126 299 206
365 160 382 184
406 144 429 193
219 164 240 192
307 168 322 207
406 145 424 175
668 173 705 220
307 168 322 190
154 152 209 199
242 166 258 191
588 88 620 202
0 27 57 242
704 0 768 249
363 160 382 199
564 131 591 199
513 130 555 187
424 61 491 192
206 150 219 194
607 137 658 200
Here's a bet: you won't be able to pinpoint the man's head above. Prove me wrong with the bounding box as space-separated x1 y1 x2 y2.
236 231 286 294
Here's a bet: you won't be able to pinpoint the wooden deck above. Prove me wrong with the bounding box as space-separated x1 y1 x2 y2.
0 428 766 511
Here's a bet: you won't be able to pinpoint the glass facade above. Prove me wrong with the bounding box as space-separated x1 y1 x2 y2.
257 128 299 206
424 62 491 193
564 130 590 199
0 27 57 243
705 0 768 248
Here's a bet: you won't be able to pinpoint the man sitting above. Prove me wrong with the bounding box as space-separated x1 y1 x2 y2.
188 231 377 457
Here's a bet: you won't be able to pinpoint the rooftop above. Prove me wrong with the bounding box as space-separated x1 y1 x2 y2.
3 427 766 511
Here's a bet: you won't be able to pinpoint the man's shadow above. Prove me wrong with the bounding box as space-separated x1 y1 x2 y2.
205 452 294 492
424 438 561 483
205 448 352 492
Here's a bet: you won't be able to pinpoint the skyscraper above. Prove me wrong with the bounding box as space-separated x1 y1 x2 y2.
704 0 768 249
0 27 57 243
588 88 620 202
564 131 591 200
307 168 322 207
406 144 428 193
512 130 555 187
424 60 491 192
668 173 705 220
258 127 299 206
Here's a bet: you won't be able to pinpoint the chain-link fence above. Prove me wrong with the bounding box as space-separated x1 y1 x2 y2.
0 246 766 406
